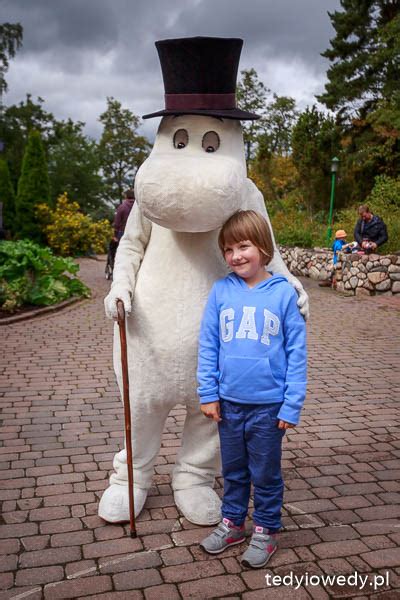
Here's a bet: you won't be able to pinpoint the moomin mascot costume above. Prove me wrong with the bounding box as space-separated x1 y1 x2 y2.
99 37 308 526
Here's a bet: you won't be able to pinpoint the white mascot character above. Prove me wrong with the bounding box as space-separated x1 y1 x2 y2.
99 37 308 526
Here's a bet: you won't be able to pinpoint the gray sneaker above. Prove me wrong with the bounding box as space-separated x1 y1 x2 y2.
241 526 277 568
200 517 245 554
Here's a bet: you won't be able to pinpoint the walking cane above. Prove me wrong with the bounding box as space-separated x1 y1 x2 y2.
116 299 137 538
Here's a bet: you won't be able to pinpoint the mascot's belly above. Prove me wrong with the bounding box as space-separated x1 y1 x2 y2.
120 225 227 404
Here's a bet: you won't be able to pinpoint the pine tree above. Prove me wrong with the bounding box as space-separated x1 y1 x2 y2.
318 0 400 119
0 158 16 234
15 130 50 241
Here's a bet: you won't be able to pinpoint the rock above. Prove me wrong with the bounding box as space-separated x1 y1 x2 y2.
381 258 391 266
350 276 358 289
370 265 387 273
368 271 388 284
366 261 373 269
336 281 345 293
392 281 400 293
390 273 400 281
309 266 320 280
355 287 371 297
358 272 367 279
375 279 391 292
344 280 352 290
388 264 400 272
350 267 359 276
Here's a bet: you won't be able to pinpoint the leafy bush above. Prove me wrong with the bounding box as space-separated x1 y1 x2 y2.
0 240 90 313
37 193 112 257
335 175 400 254
270 195 326 249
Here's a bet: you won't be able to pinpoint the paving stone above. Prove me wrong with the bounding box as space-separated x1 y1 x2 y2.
362 548 400 568
44 575 112 599
178 574 246 598
113 568 162 590
15 565 64 586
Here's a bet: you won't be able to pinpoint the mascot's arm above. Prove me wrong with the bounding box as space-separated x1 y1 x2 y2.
244 179 309 320
104 203 152 319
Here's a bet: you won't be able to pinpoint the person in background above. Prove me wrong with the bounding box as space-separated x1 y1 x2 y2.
354 205 388 253
113 189 135 242
319 229 351 288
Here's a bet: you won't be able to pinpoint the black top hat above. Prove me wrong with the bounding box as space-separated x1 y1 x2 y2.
142 37 260 121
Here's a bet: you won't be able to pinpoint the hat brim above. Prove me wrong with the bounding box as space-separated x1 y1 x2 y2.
142 108 260 120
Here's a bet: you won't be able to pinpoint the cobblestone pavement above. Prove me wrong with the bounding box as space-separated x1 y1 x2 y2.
1 257 400 600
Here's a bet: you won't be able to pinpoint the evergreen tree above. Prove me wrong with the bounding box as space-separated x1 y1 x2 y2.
318 0 400 119
0 158 16 233
0 95 56 189
16 130 50 241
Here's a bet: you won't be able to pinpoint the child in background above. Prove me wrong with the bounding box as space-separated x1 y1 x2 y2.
197 210 307 569
332 229 350 265
319 229 351 288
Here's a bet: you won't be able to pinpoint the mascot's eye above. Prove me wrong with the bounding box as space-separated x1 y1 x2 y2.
202 131 220 153
173 129 188 149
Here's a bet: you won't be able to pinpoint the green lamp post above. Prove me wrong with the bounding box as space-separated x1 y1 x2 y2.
327 157 339 243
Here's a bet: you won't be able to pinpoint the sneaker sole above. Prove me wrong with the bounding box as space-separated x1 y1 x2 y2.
200 536 246 555
241 545 277 568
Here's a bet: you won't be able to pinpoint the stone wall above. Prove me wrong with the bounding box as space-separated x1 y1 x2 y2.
280 246 400 296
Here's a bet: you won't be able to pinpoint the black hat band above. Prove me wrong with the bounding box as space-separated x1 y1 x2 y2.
165 93 236 111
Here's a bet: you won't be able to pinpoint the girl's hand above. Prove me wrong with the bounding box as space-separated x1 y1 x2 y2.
201 401 221 422
278 420 296 430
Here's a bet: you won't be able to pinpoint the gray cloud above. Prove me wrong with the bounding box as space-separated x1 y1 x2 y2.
1 0 341 141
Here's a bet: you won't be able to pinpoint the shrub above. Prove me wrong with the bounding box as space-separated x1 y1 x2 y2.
270 197 326 249
37 193 112 256
335 175 400 254
0 240 90 313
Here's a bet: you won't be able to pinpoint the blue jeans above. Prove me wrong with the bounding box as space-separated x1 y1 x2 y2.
218 400 285 532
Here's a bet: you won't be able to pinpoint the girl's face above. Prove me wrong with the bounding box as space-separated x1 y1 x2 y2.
223 239 268 287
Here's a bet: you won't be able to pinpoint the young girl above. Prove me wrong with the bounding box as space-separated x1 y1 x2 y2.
197 210 307 568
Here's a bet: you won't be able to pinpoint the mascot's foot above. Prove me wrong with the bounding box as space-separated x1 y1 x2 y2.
174 487 221 525
98 484 148 523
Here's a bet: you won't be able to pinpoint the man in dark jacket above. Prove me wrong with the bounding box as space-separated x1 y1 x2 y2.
354 205 388 253
113 189 135 242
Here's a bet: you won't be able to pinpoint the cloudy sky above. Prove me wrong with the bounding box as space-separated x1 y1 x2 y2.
1 0 341 141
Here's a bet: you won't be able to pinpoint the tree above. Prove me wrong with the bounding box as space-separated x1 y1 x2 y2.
48 119 106 218
0 22 23 94
318 0 400 119
0 158 16 233
236 69 270 161
98 97 151 206
15 130 50 241
0 95 56 189
261 95 299 157
291 106 342 216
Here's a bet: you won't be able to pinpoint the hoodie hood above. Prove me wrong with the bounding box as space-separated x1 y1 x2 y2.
227 272 288 292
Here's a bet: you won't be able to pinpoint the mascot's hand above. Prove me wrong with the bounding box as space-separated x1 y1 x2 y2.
104 287 132 320
291 278 309 321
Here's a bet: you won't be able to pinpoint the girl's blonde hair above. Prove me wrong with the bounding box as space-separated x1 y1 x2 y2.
218 210 274 266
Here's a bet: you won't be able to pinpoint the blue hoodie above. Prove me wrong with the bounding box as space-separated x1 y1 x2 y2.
197 273 307 425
